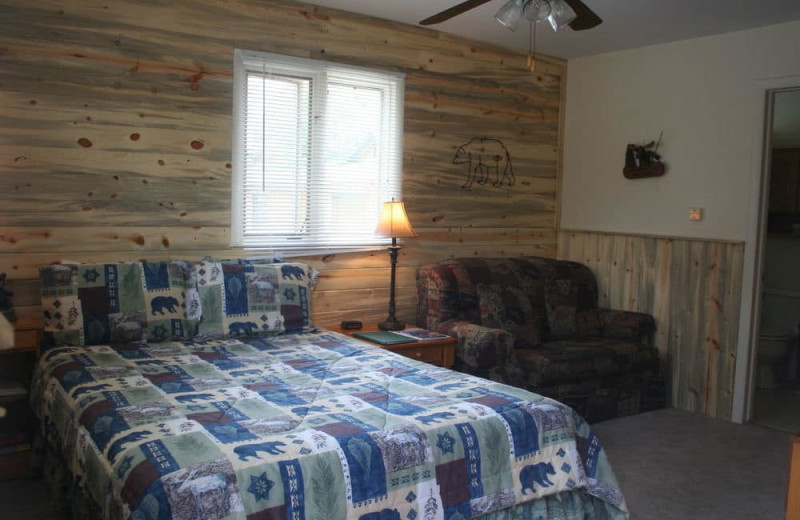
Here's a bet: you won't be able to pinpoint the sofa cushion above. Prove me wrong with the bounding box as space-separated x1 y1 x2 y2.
195 260 318 337
439 258 548 325
476 283 546 348
544 278 603 340
513 337 660 387
40 261 201 346
544 279 578 339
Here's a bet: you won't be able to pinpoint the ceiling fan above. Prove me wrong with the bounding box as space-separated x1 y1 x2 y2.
420 0 602 71
419 0 602 32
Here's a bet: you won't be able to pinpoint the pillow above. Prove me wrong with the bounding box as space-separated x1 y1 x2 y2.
39 261 201 346
195 260 318 337
476 283 545 348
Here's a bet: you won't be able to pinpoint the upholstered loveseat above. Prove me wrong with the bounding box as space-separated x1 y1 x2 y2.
416 257 665 423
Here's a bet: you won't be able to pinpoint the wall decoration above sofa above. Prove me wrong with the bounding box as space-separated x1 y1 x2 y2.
623 133 666 179
452 137 516 190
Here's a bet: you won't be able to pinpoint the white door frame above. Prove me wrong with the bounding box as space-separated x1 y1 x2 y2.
732 76 800 424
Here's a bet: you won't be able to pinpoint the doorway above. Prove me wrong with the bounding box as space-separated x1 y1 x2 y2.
750 88 800 433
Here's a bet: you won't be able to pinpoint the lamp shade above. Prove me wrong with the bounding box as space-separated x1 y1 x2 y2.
546 0 576 30
494 0 526 31
0 312 13 351
375 201 417 239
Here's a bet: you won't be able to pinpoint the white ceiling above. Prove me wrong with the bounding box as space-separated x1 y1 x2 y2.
305 0 800 59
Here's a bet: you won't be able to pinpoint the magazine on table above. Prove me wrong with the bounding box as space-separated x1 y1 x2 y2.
394 328 451 341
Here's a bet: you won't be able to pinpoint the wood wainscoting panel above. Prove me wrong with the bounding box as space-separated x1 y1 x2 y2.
558 230 745 420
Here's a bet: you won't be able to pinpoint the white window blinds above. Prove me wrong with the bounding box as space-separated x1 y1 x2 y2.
232 50 405 250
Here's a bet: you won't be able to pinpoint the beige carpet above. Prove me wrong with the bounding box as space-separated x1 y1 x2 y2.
593 408 792 520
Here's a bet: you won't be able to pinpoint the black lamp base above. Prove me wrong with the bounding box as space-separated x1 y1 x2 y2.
378 317 405 331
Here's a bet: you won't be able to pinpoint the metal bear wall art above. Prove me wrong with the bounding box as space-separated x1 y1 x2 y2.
452 137 515 190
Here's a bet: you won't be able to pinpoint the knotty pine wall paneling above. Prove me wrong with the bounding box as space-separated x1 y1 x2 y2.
0 0 564 327
558 230 745 420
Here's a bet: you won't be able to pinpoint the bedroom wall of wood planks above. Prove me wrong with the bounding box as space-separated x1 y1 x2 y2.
0 1 563 327
558 229 745 420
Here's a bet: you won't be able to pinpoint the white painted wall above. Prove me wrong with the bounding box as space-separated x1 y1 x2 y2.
561 20 800 241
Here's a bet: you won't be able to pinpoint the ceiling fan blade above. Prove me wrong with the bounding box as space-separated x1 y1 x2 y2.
563 0 602 30
419 0 495 25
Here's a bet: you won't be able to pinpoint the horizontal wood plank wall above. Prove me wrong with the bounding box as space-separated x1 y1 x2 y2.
557 230 745 420
0 1 563 328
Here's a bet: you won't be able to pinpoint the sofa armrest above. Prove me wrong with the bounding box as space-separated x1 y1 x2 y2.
597 308 656 343
437 320 514 375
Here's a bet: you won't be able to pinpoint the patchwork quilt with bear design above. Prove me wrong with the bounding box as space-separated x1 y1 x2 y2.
31 331 628 520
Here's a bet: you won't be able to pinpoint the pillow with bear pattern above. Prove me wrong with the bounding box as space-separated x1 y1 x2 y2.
39 261 201 346
194 260 318 338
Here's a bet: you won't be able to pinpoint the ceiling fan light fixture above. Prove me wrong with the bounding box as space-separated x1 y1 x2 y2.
523 0 550 23
494 0 526 31
546 0 577 31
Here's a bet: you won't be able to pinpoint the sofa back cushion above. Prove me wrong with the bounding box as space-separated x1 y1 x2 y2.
540 261 602 340
195 260 318 337
416 257 550 330
476 284 546 348
417 256 602 341
40 261 201 346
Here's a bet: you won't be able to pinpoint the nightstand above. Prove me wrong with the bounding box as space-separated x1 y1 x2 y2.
0 318 40 480
329 323 456 368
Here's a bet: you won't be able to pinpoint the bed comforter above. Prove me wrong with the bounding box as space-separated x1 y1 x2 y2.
31 330 628 520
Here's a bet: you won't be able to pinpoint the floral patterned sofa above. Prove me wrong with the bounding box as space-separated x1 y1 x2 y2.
416 257 666 423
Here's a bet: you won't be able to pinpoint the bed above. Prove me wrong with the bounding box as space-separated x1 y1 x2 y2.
31 259 628 520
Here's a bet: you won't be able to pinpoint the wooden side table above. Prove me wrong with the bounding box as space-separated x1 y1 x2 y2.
328 323 456 368
11 318 41 356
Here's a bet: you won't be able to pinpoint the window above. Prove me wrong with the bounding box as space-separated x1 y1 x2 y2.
232 49 405 251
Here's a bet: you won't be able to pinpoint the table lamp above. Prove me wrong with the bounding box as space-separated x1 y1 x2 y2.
375 200 417 331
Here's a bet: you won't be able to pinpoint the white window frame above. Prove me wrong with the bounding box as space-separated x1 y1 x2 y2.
231 49 405 252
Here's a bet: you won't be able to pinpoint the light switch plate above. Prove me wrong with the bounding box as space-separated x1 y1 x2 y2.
689 208 703 221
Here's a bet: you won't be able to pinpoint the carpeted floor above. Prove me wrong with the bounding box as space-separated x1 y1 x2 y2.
0 408 792 519
593 408 791 520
